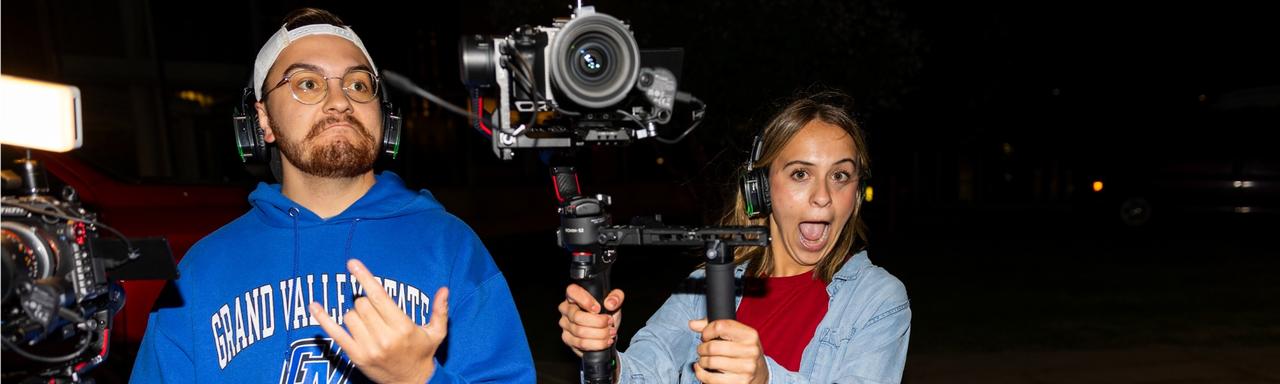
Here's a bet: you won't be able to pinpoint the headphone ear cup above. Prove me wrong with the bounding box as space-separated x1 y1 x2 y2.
741 167 771 219
232 87 267 163
757 168 771 216
379 82 402 160
380 102 402 160
741 133 771 219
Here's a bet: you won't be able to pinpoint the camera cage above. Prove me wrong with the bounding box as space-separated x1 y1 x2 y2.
1 151 174 382
459 6 701 160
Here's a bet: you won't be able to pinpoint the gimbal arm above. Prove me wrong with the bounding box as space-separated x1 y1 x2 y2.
550 167 768 383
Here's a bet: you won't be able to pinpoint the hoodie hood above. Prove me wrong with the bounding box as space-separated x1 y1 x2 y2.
248 171 442 227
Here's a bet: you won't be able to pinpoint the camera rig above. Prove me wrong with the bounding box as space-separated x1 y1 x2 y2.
1 152 174 383
373 4 756 383
452 5 747 383
551 166 766 384
456 5 705 160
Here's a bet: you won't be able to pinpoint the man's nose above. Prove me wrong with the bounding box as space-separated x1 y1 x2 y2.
322 78 352 114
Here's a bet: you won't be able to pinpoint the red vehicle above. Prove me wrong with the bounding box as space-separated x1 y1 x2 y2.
30 150 250 344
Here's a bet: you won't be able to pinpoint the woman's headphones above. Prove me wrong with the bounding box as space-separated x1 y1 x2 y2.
230 77 402 164
739 127 869 220
740 132 771 219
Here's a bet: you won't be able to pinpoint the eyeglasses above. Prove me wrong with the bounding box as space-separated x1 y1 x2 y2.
264 69 379 105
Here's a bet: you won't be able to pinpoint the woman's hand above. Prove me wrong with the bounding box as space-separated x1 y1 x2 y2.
309 259 448 384
557 284 625 357
688 319 769 384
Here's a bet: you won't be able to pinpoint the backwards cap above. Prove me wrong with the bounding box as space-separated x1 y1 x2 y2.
252 24 377 101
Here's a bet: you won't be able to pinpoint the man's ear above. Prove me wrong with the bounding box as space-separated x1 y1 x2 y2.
255 101 275 143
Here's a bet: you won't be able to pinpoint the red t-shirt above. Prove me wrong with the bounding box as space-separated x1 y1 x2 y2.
736 270 829 372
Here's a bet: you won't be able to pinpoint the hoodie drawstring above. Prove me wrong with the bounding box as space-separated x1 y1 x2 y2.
285 206 300 365
288 207 301 279
344 219 360 260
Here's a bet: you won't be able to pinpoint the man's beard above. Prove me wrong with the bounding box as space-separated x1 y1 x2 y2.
273 114 378 178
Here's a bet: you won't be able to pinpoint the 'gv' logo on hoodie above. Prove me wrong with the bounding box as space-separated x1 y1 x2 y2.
279 338 359 384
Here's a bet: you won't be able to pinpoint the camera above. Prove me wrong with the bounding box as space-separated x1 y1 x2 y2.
0 76 175 382
459 5 703 160
438 8 726 383
1 158 121 380
1 154 175 382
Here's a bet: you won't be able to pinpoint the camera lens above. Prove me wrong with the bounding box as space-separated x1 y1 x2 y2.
576 46 606 76
569 35 616 85
548 12 640 109
1 224 54 280
459 34 496 88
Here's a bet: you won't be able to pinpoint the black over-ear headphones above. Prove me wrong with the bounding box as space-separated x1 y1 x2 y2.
740 131 771 219
231 76 402 163
739 127 871 219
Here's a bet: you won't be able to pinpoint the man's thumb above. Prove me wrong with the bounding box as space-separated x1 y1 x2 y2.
424 287 449 338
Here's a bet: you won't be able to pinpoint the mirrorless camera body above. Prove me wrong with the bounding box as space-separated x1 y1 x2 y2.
2 158 120 380
1 156 173 382
2 190 115 349
460 6 695 160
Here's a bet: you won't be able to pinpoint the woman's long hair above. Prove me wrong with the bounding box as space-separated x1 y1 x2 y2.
720 90 871 283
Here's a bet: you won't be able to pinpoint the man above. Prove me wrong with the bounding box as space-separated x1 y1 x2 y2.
131 8 535 383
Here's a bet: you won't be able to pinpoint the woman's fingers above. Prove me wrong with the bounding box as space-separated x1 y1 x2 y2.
564 316 615 340
694 319 759 343
603 289 625 311
697 339 757 359
570 305 613 329
565 284 601 312
698 354 756 374
559 285 623 355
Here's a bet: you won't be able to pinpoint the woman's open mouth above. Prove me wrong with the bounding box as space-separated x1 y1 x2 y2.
797 221 830 252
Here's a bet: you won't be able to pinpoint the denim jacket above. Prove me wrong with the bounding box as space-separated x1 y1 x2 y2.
615 250 911 383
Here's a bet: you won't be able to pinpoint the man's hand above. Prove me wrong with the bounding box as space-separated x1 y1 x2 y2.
309 259 448 384
557 284 625 357
688 319 769 384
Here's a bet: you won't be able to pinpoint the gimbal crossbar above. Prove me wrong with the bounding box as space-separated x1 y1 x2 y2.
550 166 769 384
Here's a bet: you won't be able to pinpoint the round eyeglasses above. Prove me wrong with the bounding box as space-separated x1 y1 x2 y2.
264 69 379 105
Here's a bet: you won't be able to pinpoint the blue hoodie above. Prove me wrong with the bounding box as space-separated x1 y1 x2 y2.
131 172 535 383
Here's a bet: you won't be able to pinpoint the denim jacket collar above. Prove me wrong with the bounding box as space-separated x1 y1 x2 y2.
828 250 869 297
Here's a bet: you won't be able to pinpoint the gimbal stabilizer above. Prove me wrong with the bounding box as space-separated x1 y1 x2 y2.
550 166 768 384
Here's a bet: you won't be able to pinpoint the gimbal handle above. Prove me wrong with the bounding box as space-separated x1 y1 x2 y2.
550 166 768 383
552 166 616 384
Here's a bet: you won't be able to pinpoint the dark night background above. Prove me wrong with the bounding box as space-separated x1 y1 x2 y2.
3 0 1278 382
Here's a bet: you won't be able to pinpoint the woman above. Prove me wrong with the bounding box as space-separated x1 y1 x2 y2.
559 91 911 383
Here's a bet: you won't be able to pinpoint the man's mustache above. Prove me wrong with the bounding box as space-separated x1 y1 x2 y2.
305 114 375 142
